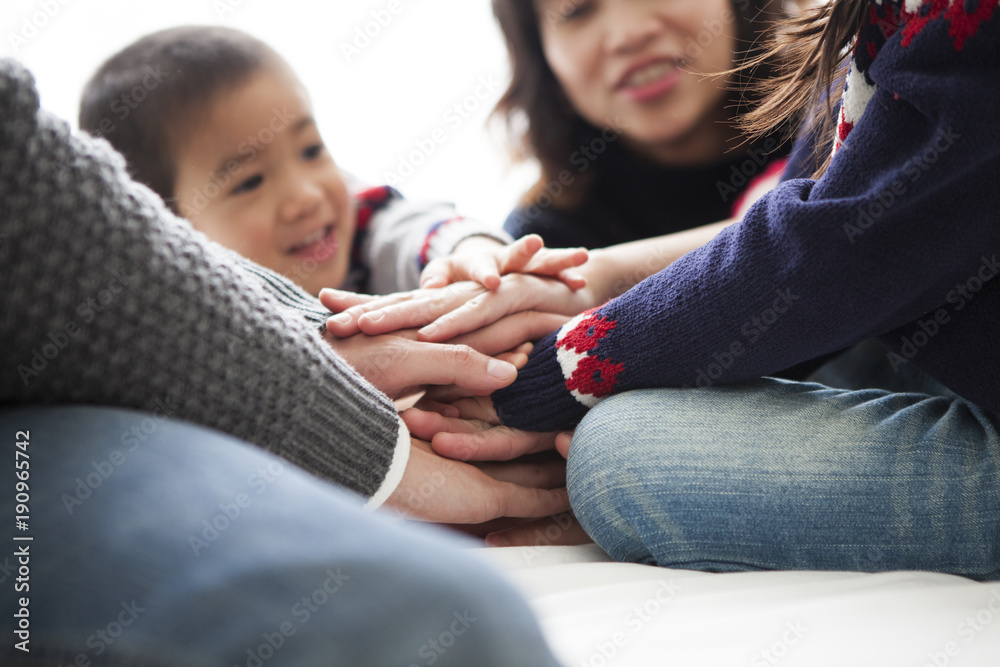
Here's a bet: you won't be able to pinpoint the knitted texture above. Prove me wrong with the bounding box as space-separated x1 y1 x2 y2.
0 59 400 497
494 0 1000 431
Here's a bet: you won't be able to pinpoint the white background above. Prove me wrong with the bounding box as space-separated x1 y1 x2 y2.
0 0 538 224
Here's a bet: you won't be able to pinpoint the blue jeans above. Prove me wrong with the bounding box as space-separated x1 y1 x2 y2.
0 406 561 666
568 341 1000 580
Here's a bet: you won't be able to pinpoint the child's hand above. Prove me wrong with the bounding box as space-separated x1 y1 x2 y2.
421 234 588 291
322 273 593 340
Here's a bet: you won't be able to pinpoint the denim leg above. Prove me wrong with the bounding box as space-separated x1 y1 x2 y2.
0 406 561 667
568 381 1000 580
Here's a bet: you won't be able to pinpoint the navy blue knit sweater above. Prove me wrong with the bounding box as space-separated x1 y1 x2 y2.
493 0 1000 431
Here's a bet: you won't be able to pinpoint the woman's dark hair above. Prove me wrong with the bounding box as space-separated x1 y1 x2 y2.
739 0 868 177
79 25 277 212
491 0 788 207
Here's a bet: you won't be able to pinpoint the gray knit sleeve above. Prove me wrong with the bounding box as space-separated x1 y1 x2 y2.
0 59 403 499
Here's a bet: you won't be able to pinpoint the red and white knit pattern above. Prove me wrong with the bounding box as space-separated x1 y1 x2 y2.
554 309 625 408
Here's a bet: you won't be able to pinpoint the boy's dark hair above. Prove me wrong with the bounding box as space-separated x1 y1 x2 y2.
79 25 277 212
490 0 789 209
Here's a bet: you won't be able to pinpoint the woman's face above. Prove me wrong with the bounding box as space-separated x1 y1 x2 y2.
536 0 738 163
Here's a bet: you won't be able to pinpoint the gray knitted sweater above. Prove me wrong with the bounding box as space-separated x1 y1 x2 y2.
0 59 406 503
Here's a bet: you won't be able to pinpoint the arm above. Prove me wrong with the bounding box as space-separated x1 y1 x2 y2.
0 60 403 502
492 14 1000 431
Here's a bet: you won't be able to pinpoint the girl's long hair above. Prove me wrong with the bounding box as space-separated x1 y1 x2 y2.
491 0 788 208
739 0 869 177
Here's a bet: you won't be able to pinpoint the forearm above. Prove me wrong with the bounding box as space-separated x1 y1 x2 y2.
584 218 736 304
0 59 404 501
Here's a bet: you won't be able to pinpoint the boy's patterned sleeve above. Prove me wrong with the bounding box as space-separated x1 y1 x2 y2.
350 180 512 295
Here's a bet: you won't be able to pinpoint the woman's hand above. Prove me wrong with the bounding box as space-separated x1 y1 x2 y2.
322 328 520 399
386 438 570 524
402 395 559 462
322 273 598 341
421 234 589 290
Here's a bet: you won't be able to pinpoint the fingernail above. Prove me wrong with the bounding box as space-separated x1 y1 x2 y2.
329 313 351 325
419 323 438 337
319 288 337 297
487 359 516 379
365 311 383 322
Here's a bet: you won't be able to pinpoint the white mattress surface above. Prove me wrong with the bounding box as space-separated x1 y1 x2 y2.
476 545 1000 667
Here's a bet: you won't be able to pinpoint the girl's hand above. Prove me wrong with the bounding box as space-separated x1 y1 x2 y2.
421 234 588 291
322 273 597 340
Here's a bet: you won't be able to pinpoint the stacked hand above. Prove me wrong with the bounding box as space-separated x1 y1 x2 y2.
321 237 601 543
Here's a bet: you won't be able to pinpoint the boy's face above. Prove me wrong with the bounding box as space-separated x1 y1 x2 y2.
173 64 355 295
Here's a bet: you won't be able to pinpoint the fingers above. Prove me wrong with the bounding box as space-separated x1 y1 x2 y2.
475 457 566 489
523 247 589 276
485 513 593 547
318 288 379 312
450 311 569 357
400 407 483 442
432 426 556 462
418 274 578 343
487 482 570 520
324 291 419 337
467 258 503 290
401 341 518 394
556 268 588 291
554 431 574 459
419 258 454 289
497 234 544 274
356 282 487 336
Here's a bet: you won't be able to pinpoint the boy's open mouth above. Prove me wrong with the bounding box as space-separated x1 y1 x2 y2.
288 224 337 262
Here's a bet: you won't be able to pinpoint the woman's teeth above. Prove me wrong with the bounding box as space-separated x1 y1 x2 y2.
626 61 676 88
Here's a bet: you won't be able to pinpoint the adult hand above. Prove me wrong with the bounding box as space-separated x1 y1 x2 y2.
322 273 598 341
402 396 558 462
323 329 518 399
385 438 570 524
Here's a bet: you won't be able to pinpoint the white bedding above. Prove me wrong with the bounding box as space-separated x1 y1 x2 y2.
477 545 1000 667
